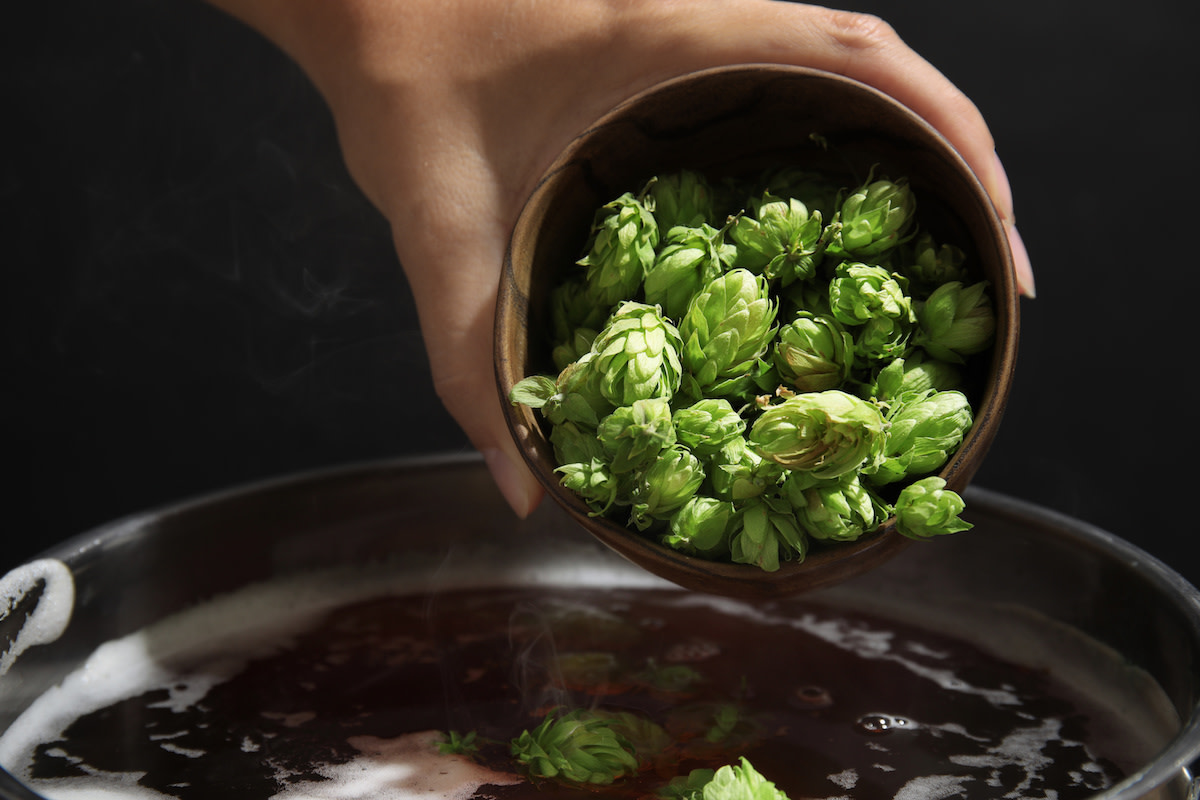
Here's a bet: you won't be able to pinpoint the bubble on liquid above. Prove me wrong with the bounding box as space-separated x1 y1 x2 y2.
856 713 914 735
792 685 833 709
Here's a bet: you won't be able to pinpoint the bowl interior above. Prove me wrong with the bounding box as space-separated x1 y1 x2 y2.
496 65 1019 595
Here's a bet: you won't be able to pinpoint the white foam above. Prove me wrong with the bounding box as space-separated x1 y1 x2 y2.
653 593 1022 707
270 731 521 800
0 559 75 676
892 774 974 800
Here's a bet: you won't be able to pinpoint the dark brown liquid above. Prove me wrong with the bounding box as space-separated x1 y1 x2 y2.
17 587 1129 799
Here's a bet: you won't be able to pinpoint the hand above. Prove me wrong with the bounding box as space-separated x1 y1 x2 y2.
206 0 1034 518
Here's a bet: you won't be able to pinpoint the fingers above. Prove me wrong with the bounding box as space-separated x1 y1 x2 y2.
751 4 1036 297
385 185 547 519
617 1 1035 296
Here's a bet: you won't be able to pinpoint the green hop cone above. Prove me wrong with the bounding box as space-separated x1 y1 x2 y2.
852 313 915 366
728 495 807 572
729 192 825 285
644 222 737 321
866 352 963 402
782 471 885 542
550 420 606 467
702 757 791 800
672 398 746 457
708 437 784 502
592 302 684 406
552 327 599 372
759 165 843 221
915 280 996 364
578 191 659 307
660 769 717 800
866 390 973 485
510 361 612 430
557 458 622 515
647 170 717 232
629 445 706 530
748 390 886 479
597 398 677 474
828 261 914 328
550 278 609 345
662 495 735 557
542 353 614 428
828 175 916 258
773 310 854 393
893 476 973 539
510 707 640 786
587 710 671 770
905 230 967 286
679 269 778 398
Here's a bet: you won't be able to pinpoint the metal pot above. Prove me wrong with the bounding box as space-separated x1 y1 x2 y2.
0 454 1196 798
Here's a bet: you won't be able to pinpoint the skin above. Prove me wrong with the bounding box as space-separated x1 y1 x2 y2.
203 0 1036 518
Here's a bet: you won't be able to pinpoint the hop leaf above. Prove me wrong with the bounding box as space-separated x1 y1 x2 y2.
893 476 973 539
511 707 640 785
592 302 684 406
748 390 887 478
578 191 659 307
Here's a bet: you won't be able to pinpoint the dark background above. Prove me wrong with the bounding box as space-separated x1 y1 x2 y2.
4 1 1198 586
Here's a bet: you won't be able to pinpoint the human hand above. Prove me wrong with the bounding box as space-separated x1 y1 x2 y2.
206 0 1034 519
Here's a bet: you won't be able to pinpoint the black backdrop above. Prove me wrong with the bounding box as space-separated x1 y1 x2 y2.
4 0 1198 587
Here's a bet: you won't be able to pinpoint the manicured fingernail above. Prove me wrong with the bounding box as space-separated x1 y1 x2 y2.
1007 224 1035 299
483 447 536 518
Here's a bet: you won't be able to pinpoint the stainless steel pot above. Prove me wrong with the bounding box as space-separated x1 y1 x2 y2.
0 454 1197 799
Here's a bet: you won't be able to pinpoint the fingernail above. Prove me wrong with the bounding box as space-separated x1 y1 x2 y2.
483 447 537 519
991 151 1015 222
1007 224 1036 299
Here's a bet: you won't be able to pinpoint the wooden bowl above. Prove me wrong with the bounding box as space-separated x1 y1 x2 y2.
495 64 1019 598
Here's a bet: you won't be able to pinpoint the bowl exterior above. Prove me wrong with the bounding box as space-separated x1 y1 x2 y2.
496 65 1018 596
